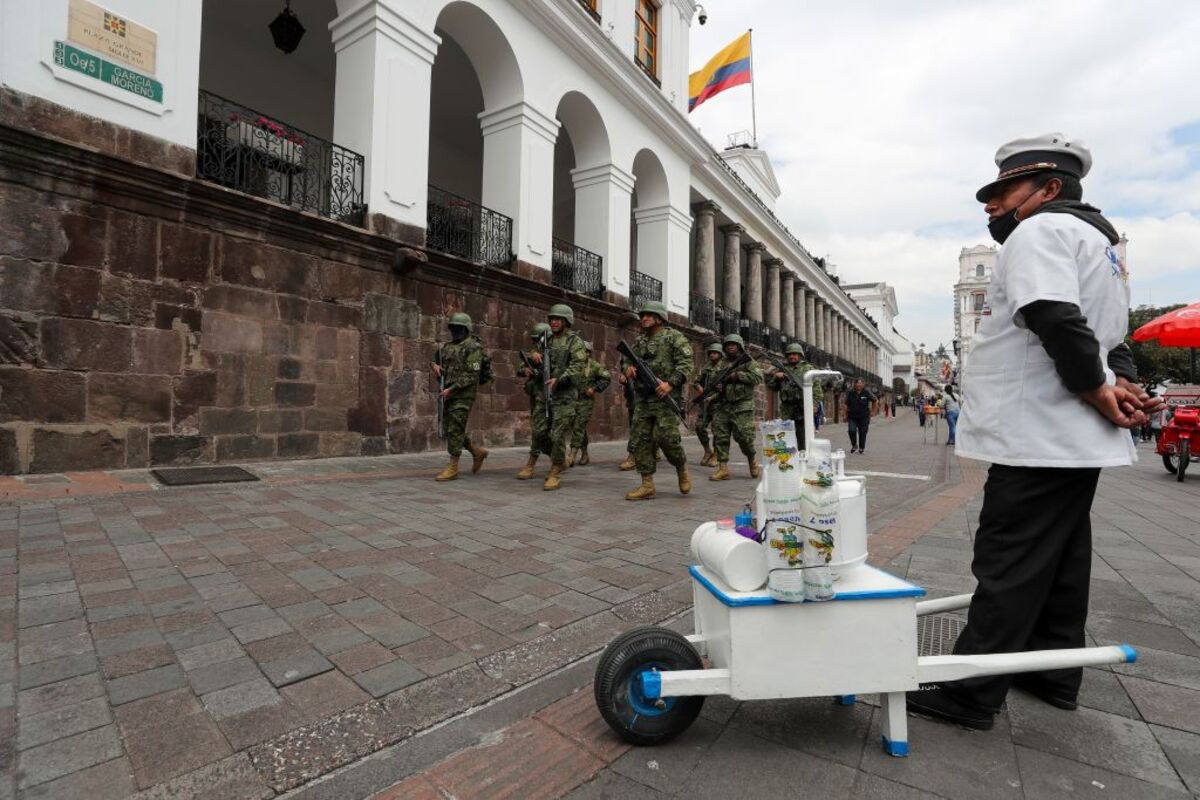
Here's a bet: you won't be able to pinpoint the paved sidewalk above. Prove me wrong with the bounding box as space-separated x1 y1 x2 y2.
374 429 1200 800
2 416 943 798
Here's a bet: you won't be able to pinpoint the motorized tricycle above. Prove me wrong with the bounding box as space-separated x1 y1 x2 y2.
1158 386 1200 482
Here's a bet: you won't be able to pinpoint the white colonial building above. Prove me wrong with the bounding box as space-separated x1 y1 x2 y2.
0 0 888 380
953 244 997 372
843 281 914 393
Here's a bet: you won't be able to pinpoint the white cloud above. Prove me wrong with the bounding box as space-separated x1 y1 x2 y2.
688 0 1200 350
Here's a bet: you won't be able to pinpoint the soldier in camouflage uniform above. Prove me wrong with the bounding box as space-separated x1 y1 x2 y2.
764 342 822 452
568 342 611 467
514 323 551 480
692 342 723 467
621 301 693 501
431 312 489 481
708 333 762 481
535 304 588 491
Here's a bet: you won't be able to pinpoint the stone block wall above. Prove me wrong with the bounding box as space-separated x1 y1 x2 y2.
0 118 647 474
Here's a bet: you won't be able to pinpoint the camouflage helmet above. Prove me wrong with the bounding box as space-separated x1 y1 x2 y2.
638 300 669 323
447 312 472 333
529 322 551 339
722 333 746 350
706 342 723 355
548 303 575 326
785 343 806 357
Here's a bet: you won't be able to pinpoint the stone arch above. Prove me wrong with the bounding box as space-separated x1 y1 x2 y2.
630 148 670 209
434 1 524 110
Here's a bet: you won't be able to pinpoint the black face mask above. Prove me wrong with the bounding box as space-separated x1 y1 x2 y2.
987 183 1046 245
449 326 468 342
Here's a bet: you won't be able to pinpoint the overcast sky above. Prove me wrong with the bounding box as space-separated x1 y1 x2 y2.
687 0 1200 353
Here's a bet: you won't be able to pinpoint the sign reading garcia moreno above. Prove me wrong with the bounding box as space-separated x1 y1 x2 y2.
54 41 163 103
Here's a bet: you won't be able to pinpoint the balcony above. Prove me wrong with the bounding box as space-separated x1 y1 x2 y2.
629 270 662 310
765 326 784 354
714 302 742 336
689 294 716 330
426 185 513 268
196 91 365 226
551 238 604 298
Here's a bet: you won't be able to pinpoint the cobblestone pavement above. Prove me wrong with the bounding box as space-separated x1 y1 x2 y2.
375 422 1200 800
2 415 949 798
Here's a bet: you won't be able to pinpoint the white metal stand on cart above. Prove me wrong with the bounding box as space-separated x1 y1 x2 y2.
594 370 1138 756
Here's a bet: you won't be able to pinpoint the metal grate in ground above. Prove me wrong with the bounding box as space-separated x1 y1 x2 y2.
150 466 260 486
917 613 967 657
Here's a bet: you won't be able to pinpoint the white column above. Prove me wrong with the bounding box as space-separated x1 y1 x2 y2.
805 291 816 343
795 283 806 341
572 164 635 296
633 204 694 316
331 2 440 232
778 269 793 337
480 102 560 269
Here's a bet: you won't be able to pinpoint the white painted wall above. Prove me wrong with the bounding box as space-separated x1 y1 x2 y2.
0 0 201 147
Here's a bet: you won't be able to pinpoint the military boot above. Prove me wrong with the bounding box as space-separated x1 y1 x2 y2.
543 465 564 491
435 456 460 482
619 454 637 471
710 462 731 481
677 465 692 495
516 455 538 480
700 448 716 467
567 449 579 468
578 448 590 466
748 458 762 479
468 444 489 474
625 475 656 501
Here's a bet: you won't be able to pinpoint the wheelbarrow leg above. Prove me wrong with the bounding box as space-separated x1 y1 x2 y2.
879 691 908 757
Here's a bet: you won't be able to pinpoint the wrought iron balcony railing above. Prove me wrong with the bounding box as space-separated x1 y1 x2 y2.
196 91 365 226
426 185 513 268
630 270 662 309
714 302 742 336
765 326 784 354
551 238 604 298
740 318 766 349
689 294 716 330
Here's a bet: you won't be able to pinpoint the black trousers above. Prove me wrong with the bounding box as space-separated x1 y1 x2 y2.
946 464 1101 711
847 416 869 450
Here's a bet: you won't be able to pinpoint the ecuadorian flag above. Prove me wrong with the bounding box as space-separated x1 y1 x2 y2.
688 32 752 113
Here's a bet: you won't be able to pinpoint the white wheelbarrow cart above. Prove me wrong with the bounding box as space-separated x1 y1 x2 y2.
594 370 1137 756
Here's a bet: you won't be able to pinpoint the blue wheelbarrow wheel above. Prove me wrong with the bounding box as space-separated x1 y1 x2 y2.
594 626 704 746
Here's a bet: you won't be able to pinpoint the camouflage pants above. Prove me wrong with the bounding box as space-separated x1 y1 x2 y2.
779 400 806 451
631 400 686 475
529 399 547 457
712 404 756 463
443 394 476 457
695 408 713 450
571 398 596 450
625 397 635 453
532 401 576 467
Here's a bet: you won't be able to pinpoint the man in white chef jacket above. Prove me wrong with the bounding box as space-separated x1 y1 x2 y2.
907 134 1157 730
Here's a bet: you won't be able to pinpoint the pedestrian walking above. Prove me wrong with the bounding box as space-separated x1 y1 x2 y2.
765 343 822 452
917 398 926 428
515 323 552 480
908 133 1156 730
431 312 489 481
708 334 763 481
693 342 723 467
845 378 876 454
622 301 693 500
568 342 610 467
943 384 960 446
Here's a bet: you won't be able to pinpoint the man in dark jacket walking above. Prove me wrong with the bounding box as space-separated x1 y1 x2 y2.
845 378 876 454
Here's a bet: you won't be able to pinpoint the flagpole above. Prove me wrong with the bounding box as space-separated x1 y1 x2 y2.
748 28 758 147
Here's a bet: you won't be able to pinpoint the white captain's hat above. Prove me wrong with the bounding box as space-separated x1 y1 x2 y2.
976 133 1093 202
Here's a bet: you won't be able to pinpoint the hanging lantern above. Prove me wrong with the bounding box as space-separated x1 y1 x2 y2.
269 0 305 54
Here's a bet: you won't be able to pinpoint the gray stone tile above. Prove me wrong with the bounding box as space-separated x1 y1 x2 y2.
677 726 859 798
1152 725 1200 796
260 649 334 688
217 604 276 628
609 717 723 794
727 696 873 768
201 677 282 720
18 673 105 717
1120 674 1200 735
1016 745 1191 799
849 773 948 799
1008 693 1184 790
18 696 112 750
566 771 665 800
107 663 187 706
1089 613 1200 658
176 637 244 671
164 622 230 651
17 653 99 690
276 599 332 623
187 656 263 695
20 757 137 800
352 659 426 698
231 617 293 644
306 626 372 656
17 724 123 789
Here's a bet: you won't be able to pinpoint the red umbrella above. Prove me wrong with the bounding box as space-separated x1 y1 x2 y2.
1133 301 1200 348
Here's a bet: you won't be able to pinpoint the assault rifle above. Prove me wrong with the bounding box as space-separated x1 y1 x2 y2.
616 340 689 428
761 353 806 396
538 328 554 425
689 352 752 408
434 343 446 440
